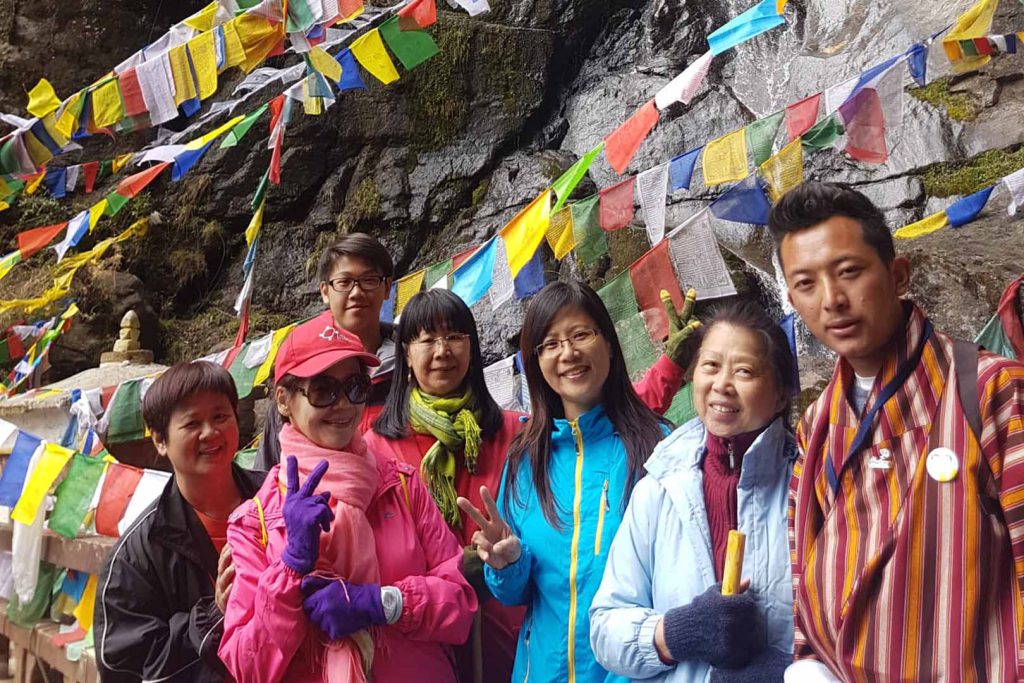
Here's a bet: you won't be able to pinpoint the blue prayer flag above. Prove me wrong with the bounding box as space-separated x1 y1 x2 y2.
907 43 929 87
44 167 67 199
336 50 367 91
0 430 41 507
450 239 497 307
669 148 702 192
709 175 772 225
707 0 786 56
172 141 215 181
779 312 801 392
947 186 994 228
379 282 396 324
513 251 545 300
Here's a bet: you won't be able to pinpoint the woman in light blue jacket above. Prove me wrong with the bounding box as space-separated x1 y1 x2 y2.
458 281 695 683
590 300 799 683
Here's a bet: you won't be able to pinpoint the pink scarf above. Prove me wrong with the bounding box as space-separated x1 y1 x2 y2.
279 423 380 683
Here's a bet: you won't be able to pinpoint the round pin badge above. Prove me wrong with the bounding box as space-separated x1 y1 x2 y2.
926 447 959 482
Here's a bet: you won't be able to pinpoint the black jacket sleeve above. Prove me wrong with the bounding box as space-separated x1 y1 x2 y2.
95 539 227 683
253 400 282 472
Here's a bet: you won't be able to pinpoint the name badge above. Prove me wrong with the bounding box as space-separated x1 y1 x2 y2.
867 447 892 470
926 447 959 482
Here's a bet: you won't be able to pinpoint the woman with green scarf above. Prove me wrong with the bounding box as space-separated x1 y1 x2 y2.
367 288 525 683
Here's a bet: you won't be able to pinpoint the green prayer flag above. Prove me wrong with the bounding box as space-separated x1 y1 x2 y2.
251 168 270 213
49 454 107 539
221 103 269 149
234 447 257 469
286 0 319 33
98 159 113 181
0 138 20 175
597 270 639 324
104 190 130 217
552 143 604 213
229 343 261 399
801 114 844 151
571 195 607 264
744 110 784 167
7 561 59 628
424 259 453 289
107 378 145 443
664 383 697 427
378 16 439 71
615 313 659 378
960 39 979 57
975 314 1017 360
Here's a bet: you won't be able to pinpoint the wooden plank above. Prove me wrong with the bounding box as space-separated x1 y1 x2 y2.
0 600 97 682
0 524 115 576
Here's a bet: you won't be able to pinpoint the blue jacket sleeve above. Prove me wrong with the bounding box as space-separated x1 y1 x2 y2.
483 459 534 606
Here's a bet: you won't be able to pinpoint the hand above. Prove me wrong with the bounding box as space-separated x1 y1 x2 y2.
300 576 386 641
710 648 791 682
456 486 521 570
660 582 765 669
664 288 701 367
281 456 335 574
215 544 235 614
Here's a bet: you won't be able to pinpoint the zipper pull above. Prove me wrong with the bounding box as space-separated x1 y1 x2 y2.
728 442 735 470
602 480 610 511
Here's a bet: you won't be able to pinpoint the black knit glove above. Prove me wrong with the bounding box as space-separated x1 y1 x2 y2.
710 647 790 682
662 584 765 669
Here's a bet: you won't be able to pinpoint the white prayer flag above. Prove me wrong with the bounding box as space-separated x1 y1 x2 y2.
489 239 515 311
636 162 670 246
666 210 737 300
655 51 714 110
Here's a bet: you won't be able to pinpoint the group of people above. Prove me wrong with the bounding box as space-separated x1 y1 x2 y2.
92 181 1024 683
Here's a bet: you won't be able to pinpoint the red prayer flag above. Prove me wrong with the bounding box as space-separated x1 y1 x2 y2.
82 161 99 194
629 241 685 341
604 100 660 175
268 95 285 134
116 162 170 198
100 384 118 410
973 37 994 56
340 0 364 18
398 0 437 29
95 463 144 537
269 132 283 185
452 246 477 270
7 334 24 361
599 176 636 231
119 68 148 118
840 89 887 164
785 93 821 141
17 222 68 259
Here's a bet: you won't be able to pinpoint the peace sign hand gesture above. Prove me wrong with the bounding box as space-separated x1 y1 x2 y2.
457 486 522 570
664 287 701 368
281 456 335 575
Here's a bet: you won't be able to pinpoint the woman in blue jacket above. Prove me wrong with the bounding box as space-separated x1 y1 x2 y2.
589 300 798 683
458 281 676 683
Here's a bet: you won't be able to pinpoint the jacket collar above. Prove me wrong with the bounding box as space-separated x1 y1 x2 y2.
149 464 267 574
551 403 615 445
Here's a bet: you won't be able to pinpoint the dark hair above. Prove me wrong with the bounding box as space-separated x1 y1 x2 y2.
317 233 394 282
768 181 894 269
142 361 239 439
373 289 504 439
504 281 669 528
697 299 798 429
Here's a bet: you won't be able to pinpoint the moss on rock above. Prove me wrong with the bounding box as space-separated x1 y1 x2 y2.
909 79 980 122
406 19 474 151
921 146 1024 198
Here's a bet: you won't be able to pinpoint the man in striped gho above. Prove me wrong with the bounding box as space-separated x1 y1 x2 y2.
770 181 1024 682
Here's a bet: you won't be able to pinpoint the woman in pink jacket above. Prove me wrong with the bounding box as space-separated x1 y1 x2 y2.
218 318 477 683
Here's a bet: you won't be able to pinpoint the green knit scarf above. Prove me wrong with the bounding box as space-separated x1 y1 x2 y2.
408 386 482 528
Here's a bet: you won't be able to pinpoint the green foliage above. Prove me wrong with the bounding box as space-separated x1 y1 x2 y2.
909 79 979 122
335 176 382 234
407 20 473 151
921 147 1024 198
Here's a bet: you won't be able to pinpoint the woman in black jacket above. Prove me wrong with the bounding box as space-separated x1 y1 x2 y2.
95 361 266 683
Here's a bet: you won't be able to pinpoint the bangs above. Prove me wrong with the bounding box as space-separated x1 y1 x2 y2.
398 289 477 343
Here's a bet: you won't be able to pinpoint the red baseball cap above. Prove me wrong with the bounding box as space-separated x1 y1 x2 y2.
274 313 380 384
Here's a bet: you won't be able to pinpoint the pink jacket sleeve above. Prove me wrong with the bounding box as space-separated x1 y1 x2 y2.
633 355 686 415
391 473 478 644
218 507 308 683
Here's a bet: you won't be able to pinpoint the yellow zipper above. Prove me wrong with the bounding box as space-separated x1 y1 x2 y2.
595 479 609 556
567 420 584 683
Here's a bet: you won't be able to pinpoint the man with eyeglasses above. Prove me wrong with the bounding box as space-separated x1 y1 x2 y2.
255 234 396 470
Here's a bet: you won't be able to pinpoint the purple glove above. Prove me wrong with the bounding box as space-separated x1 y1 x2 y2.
281 456 334 574
300 576 387 641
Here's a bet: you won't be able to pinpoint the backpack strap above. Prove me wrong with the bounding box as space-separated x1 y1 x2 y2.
398 472 411 511
953 339 983 445
252 495 268 548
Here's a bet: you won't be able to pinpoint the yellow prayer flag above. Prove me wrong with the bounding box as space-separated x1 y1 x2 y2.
894 211 948 240
944 0 998 73
341 3 365 23
40 114 70 149
188 31 219 100
185 114 245 150
26 171 46 195
350 29 400 85
254 324 297 386
396 270 426 314
0 201 8 214
246 198 265 246
88 200 107 233
304 94 324 116
702 129 749 187
91 79 124 129
545 207 576 260
222 20 247 69
184 1 219 31
61 302 80 320
234 13 285 74
0 253 17 279
23 131 53 168
500 189 553 277
776 0 788 13
308 46 343 83
11 443 73 525
55 91 83 139
759 138 803 202
27 78 61 118
73 575 99 632
112 153 134 174
169 45 199 105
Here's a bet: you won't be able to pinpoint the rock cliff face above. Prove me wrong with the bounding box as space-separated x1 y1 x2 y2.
0 0 1021 378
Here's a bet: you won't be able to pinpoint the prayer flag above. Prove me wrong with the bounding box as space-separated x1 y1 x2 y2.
669 148 702 192
1003 167 1024 215
655 51 714 109
222 20 247 68
233 13 286 74
104 190 130 217
604 100 660 174
489 239 515 311
513 251 545 300
893 210 948 239
95 463 144 536
636 162 670 245
378 16 439 70
571 195 607 264
188 31 220 100
784 93 820 141
702 129 749 186
246 198 265 247
424 259 453 289
73 575 98 632
117 162 170 198
630 241 685 341
0 431 41 507
599 176 636 231
709 174 772 225
350 29 400 84
666 210 737 300
44 167 67 199
27 79 61 118
53 211 92 262
500 189 552 276
450 239 498 307
760 137 803 201
253 323 297 386
598 270 639 324
947 186 994 227
118 69 147 118
839 88 887 164
707 0 786 55
169 45 198 106
944 0 999 73
801 113 843 151
744 110 784 166
545 207 576 260
112 153 135 174
552 142 603 213
105 379 145 444
398 0 437 28
220 103 269 148
309 47 343 82
617 313 659 378
18 222 68 259
49 454 108 539
11 443 73 525
118 470 171 534
336 49 367 91
396 269 426 314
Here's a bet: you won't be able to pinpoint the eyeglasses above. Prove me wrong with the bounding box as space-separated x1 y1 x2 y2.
298 373 372 408
324 275 386 293
535 328 601 358
409 333 471 351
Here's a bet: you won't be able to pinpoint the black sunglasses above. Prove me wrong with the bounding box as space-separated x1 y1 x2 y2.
298 373 372 408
